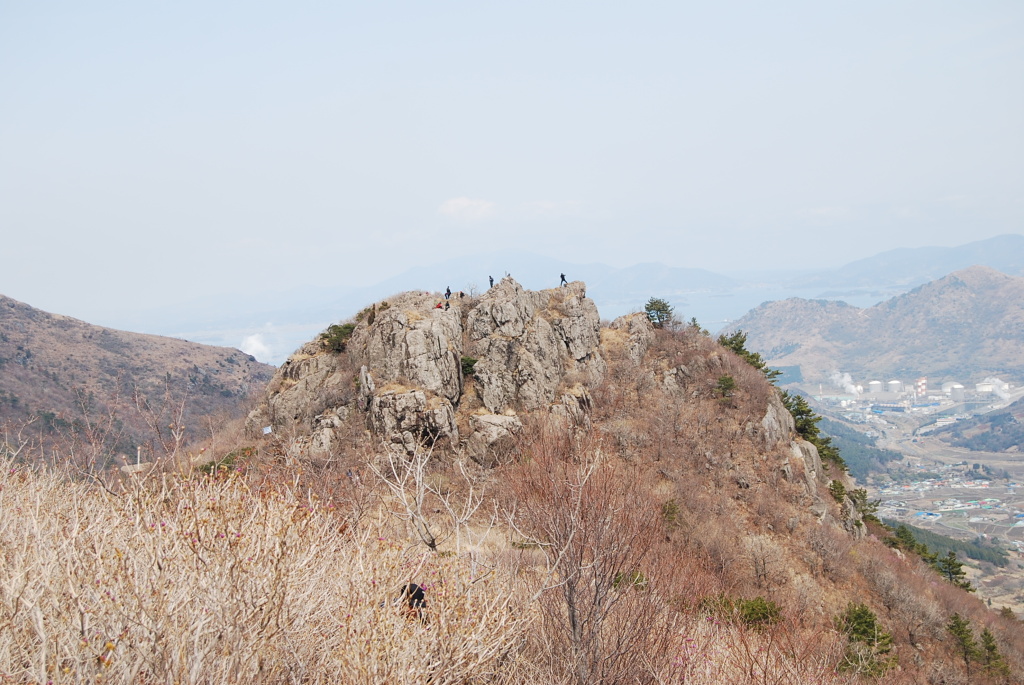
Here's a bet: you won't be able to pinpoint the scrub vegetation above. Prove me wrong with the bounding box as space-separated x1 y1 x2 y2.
1 318 1022 684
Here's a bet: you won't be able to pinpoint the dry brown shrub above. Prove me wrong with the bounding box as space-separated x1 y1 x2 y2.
807 523 853 582
501 421 684 684
0 458 528 684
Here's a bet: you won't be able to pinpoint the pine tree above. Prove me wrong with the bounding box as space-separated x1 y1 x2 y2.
934 551 974 592
717 330 781 382
835 603 895 676
980 627 1010 679
947 613 980 676
644 297 674 329
781 391 848 472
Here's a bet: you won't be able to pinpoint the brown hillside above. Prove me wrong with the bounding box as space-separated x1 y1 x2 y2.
2 281 1018 683
0 293 274 464
731 266 1024 385
209 279 1023 683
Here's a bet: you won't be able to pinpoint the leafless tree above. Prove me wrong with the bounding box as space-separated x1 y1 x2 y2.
503 421 676 684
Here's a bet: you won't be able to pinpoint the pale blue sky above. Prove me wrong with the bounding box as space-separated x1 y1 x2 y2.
2 1 1022 326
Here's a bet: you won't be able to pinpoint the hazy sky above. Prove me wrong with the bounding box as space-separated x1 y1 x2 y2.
2 1 1022 325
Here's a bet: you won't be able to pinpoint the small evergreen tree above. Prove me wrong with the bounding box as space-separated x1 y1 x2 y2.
717 330 781 382
716 375 736 398
835 603 895 676
849 488 880 522
781 391 848 472
980 627 1010 678
934 551 974 592
947 613 981 677
644 297 674 329
829 479 847 504
321 322 356 352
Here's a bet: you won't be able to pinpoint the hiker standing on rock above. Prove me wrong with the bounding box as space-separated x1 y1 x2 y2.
560 273 568 286
445 287 451 300
489 276 494 288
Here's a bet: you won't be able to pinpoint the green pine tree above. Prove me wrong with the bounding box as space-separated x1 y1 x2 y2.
934 551 974 592
717 330 781 382
980 627 1010 679
835 603 895 676
947 613 981 677
644 297 675 329
781 391 848 472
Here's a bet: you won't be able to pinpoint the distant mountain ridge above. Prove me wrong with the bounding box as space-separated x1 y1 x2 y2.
0 294 274 462
69 233 1024 366
730 265 1024 386
789 234 1024 290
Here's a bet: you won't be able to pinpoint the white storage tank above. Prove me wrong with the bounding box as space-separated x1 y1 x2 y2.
868 380 883 393
888 380 903 393
951 384 966 402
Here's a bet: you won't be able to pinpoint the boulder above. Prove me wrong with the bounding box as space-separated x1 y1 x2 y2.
787 439 824 494
466 413 523 467
369 389 457 454
748 391 796 449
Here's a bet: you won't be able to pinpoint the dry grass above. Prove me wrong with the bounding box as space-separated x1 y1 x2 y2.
0 459 527 684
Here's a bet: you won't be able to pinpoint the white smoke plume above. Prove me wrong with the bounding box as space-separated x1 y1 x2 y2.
982 377 1011 400
241 334 273 364
829 370 860 396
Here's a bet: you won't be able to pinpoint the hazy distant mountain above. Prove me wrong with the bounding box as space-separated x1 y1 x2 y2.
312 251 738 323
0 294 274 461
107 235 1024 366
730 266 1024 386
790 234 1024 291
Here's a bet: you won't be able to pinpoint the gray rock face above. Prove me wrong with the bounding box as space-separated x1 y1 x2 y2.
369 389 457 454
287 406 351 461
841 495 867 540
787 439 825 494
467 279 604 413
362 293 464 404
750 391 796 449
549 388 594 428
607 313 655 364
466 414 523 467
251 279 604 450
244 341 354 434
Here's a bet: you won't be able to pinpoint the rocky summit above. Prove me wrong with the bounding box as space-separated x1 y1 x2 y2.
247 278 827 493
249 279 605 464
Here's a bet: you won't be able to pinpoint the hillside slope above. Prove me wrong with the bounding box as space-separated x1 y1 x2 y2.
2 279 1020 683
730 266 1024 385
0 293 274 464
236 278 1023 682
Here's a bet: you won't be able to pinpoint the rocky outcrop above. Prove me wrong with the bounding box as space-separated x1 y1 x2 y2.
368 389 458 454
550 387 594 427
749 391 796 449
248 278 605 461
466 279 604 414
606 312 655 364
286 406 351 461
361 292 464 404
785 439 824 494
